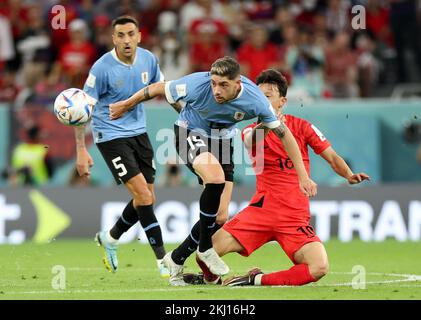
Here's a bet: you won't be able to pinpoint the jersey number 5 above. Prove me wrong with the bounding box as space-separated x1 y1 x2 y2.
112 156 128 177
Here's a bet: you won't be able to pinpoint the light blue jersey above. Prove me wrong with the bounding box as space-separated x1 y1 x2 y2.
164 72 280 139
84 47 163 143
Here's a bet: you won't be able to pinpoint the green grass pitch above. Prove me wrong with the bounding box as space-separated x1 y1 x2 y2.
1 239 420 300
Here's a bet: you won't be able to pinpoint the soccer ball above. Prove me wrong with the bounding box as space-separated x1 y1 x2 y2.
53 88 94 126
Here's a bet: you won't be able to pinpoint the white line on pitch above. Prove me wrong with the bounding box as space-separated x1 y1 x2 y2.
1 272 420 295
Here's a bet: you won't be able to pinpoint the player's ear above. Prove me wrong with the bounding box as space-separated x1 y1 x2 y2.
138 30 142 44
280 97 287 107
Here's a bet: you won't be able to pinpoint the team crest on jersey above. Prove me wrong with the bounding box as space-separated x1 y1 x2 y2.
234 111 245 121
141 72 149 84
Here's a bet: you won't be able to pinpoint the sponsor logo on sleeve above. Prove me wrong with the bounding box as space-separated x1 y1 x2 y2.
86 73 96 88
176 84 187 98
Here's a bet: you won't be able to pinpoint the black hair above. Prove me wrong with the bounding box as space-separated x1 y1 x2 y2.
112 15 139 28
256 69 288 97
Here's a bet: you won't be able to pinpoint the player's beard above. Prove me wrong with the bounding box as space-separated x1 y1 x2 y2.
229 86 242 101
123 45 134 57
215 87 240 104
214 95 226 104
117 45 136 63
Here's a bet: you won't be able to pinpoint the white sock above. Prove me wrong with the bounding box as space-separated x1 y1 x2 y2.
156 259 163 267
254 274 263 286
106 231 118 244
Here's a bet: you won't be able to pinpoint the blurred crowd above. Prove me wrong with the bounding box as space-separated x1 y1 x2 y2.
1 0 421 186
1 0 421 105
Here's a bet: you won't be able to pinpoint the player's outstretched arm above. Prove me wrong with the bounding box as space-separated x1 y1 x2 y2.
320 147 370 184
270 123 317 197
74 125 94 178
109 82 166 120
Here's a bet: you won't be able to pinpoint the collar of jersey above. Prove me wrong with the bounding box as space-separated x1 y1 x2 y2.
111 48 137 66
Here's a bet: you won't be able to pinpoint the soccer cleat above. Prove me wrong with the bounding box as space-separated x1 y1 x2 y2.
157 259 170 278
183 273 205 285
95 231 118 273
162 251 186 286
183 272 222 285
195 255 222 284
223 267 263 286
196 248 229 276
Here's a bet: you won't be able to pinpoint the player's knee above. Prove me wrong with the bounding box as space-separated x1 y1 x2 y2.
204 174 225 184
310 262 329 280
149 191 156 204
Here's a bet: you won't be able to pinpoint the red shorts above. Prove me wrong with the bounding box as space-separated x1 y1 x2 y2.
223 192 321 264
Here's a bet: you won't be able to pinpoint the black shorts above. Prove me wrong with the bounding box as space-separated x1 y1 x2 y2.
96 133 155 185
174 124 234 184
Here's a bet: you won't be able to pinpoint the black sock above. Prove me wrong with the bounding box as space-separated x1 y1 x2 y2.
212 223 222 235
136 204 166 259
109 200 138 240
198 183 225 252
172 221 200 265
172 221 223 265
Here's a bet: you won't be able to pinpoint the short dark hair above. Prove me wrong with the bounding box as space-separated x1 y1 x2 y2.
210 56 240 80
256 69 288 97
112 15 139 29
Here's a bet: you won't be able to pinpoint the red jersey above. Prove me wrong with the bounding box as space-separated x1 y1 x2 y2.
189 18 228 72
58 42 97 76
241 115 330 211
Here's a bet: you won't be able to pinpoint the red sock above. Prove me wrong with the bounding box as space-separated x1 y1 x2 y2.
260 264 316 286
